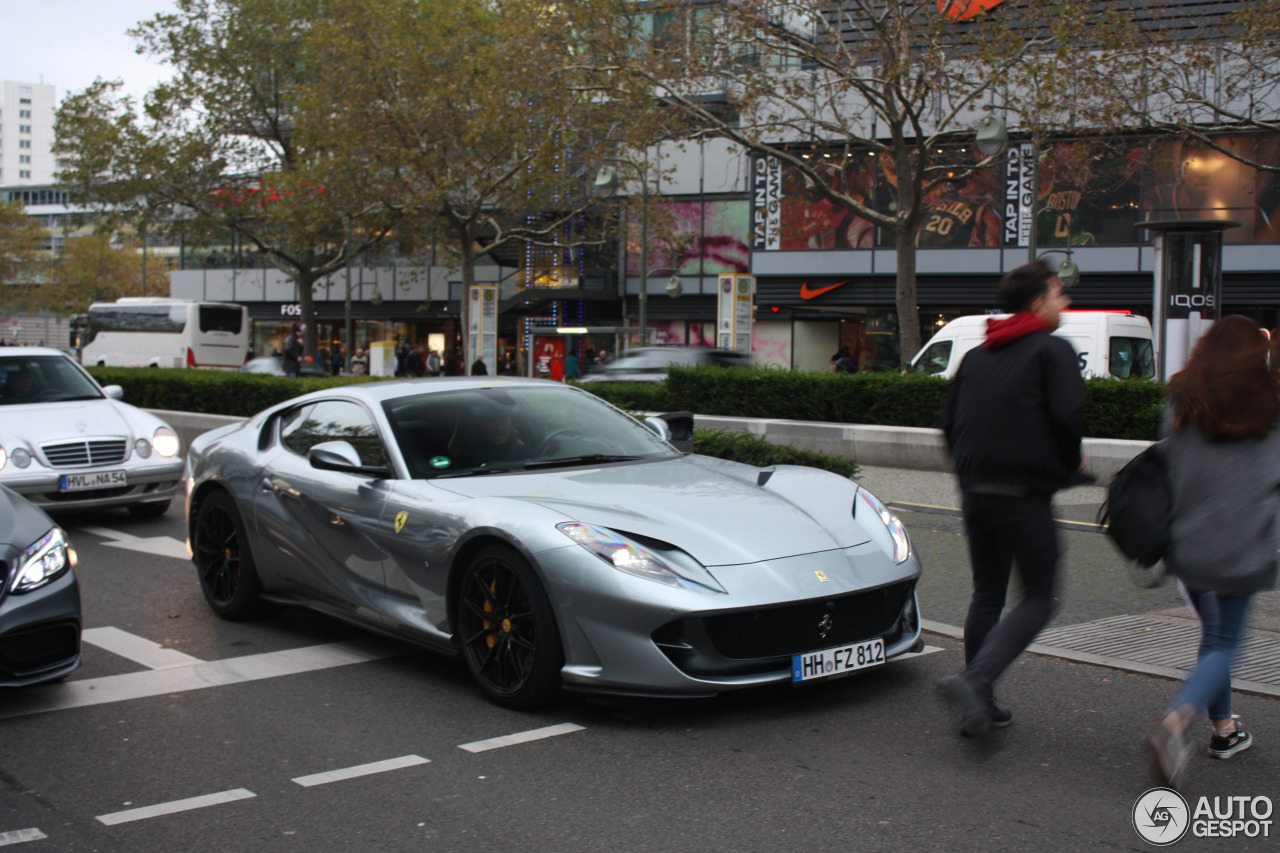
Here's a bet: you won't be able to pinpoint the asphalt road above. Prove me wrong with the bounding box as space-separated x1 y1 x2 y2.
1 499 1276 852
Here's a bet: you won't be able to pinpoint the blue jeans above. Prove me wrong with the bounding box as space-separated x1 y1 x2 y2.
1174 583 1254 720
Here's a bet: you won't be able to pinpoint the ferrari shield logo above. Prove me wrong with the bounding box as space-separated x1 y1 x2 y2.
814 570 828 582
394 512 408 534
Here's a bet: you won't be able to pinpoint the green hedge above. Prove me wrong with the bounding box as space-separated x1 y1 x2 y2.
93 363 1165 441
580 365 1164 441
86 366 371 418
693 429 858 479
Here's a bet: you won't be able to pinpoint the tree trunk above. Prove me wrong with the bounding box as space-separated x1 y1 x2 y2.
894 225 922 370
296 270 320 360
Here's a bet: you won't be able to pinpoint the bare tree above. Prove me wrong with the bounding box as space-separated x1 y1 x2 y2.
573 0 1147 365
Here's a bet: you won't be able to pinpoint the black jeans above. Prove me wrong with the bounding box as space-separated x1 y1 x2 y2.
961 492 1060 687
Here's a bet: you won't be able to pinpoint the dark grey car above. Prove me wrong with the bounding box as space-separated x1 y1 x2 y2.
578 347 749 383
0 485 81 687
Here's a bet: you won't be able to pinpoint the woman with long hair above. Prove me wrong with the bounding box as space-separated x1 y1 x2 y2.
1146 315 1280 787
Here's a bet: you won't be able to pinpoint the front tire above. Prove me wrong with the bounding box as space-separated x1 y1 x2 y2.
193 491 267 621
457 544 563 709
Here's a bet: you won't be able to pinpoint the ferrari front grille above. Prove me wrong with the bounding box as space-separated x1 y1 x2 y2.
700 580 915 659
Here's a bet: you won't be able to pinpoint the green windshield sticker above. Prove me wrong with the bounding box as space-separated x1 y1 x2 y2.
430 456 451 469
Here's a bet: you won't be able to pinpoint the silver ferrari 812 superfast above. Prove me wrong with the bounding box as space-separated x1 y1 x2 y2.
185 377 922 707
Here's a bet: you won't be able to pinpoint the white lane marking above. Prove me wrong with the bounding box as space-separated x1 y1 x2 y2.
458 723 585 753
81 627 204 670
0 829 47 846
77 526 190 561
96 789 256 826
0 638 401 720
291 755 430 787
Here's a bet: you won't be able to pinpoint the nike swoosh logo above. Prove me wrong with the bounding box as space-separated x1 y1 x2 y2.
799 280 849 300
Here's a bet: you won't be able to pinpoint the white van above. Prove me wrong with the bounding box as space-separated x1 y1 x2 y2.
910 311 1155 379
81 298 249 369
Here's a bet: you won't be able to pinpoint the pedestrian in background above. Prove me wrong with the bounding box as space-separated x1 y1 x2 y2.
350 348 369 376
331 346 343 376
471 356 488 376
1145 315 1280 787
564 351 581 381
426 348 442 377
939 260 1085 737
282 324 304 379
406 346 425 378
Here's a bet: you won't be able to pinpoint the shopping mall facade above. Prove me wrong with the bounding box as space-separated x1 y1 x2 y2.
163 128 1280 374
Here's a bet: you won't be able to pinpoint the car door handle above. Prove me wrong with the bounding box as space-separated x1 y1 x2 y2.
260 478 276 493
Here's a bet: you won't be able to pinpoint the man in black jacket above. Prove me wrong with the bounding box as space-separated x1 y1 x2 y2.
939 260 1085 737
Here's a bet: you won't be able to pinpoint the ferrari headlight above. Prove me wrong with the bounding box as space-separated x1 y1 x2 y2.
12 527 75 594
10 447 31 468
153 427 180 458
557 522 725 595
857 489 911 564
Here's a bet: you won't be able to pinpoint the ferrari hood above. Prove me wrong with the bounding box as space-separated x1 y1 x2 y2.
432 457 871 566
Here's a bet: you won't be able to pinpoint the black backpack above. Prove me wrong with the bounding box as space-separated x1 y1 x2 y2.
1097 441 1172 568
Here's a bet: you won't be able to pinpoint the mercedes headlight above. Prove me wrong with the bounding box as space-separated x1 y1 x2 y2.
857 488 911 564
0 445 6 471
134 438 152 459
10 447 31 468
153 427 180 458
558 522 725 594
11 527 75 593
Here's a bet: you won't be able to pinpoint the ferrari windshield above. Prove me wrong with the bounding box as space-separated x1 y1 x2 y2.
0 355 103 405
382 385 680 478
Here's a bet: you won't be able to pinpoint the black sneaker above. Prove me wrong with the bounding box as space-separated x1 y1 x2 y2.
1209 726 1253 759
940 674 992 737
988 699 1013 729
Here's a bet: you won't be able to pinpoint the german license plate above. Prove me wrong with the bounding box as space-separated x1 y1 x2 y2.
792 638 885 683
60 470 127 491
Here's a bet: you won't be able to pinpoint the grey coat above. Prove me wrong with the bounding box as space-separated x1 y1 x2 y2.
1162 408 1280 594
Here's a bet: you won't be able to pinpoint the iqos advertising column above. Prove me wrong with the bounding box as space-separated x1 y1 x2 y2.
1144 221 1233 381
468 285 498 375
717 274 755 355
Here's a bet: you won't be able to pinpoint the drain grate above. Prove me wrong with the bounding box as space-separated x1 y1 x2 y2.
1037 615 1280 687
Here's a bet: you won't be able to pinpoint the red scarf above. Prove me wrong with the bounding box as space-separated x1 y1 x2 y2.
983 312 1051 350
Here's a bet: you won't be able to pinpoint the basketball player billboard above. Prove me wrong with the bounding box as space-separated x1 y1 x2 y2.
1141 134 1280 243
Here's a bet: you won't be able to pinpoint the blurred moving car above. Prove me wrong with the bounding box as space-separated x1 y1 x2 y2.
577 346 749 383
0 485 81 687
185 377 921 708
0 347 183 517
243 356 329 378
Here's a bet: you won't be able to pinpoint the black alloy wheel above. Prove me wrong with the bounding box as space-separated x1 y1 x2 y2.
194 491 267 621
457 545 563 709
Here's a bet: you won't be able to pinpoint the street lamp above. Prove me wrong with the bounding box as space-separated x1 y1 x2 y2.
594 155 653 348
344 267 383 373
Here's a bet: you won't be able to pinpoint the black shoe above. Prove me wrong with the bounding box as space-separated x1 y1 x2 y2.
988 699 1012 729
940 674 992 737
1209 725 1252 759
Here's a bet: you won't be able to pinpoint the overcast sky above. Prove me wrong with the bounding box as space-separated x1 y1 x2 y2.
0 1 179 104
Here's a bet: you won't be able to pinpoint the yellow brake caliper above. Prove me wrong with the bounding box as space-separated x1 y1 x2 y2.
484 579 497 648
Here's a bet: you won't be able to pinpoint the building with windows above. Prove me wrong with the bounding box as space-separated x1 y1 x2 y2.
1 81 57 186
